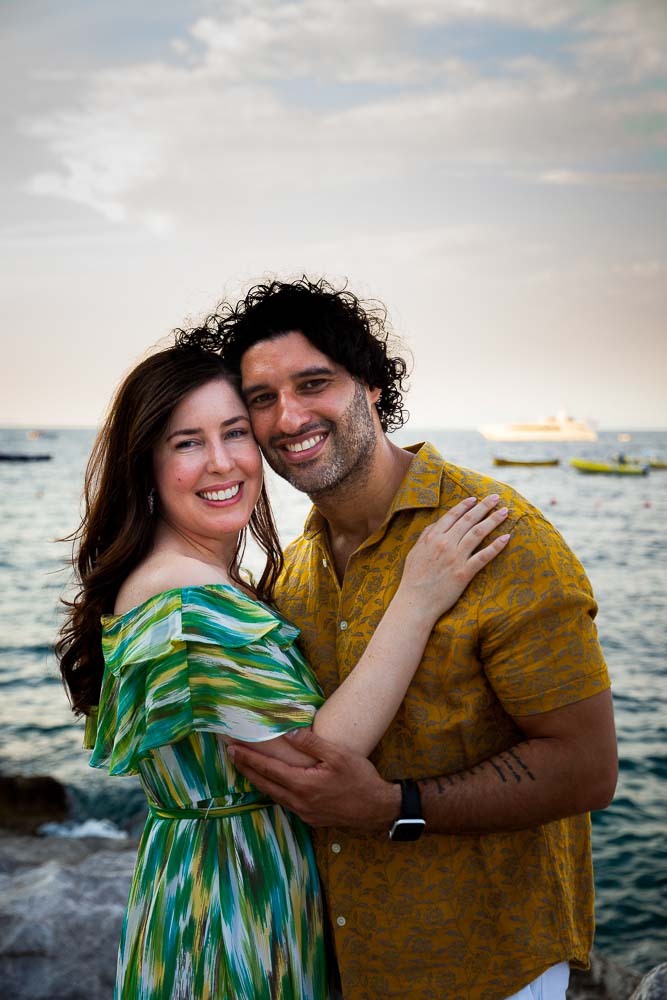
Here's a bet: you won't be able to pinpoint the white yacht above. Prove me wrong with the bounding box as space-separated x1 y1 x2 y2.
478 412 597 442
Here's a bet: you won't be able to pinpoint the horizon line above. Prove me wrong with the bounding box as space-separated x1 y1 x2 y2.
2 423 667 433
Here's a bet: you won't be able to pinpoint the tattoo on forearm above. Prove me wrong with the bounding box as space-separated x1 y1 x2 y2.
425 746 537 794
490 760 507 782
507 748 536 781
500 753 521 782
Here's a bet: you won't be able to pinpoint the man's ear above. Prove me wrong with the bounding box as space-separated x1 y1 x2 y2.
367 385 381 405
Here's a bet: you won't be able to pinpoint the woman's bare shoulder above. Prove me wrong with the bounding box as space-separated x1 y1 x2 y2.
113 554 229 616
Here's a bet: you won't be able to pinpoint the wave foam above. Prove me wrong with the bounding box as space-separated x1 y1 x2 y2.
38 818 129 840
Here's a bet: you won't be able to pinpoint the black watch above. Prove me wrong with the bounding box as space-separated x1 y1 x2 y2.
389 779 426 841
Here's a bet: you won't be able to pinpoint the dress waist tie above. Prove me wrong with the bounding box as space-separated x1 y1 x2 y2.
148 797 273 820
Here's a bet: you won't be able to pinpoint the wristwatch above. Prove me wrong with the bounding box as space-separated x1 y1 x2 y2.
389 779 426 841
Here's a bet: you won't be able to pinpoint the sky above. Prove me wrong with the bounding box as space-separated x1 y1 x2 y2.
1 0 666 430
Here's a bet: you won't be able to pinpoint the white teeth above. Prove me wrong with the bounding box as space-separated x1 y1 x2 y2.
285 435 325 454
200 485 240 501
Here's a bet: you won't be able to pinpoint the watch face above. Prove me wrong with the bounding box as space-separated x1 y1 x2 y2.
389 818 426 842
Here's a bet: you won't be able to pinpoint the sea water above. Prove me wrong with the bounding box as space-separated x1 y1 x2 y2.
0 426 665 973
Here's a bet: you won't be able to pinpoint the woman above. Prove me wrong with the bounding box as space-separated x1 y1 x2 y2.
57 343 509 1000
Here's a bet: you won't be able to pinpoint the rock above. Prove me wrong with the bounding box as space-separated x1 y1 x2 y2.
0 831 137 1000
567 948 643 999
630 963 667 999
1 828 662 1000
0 775 68 833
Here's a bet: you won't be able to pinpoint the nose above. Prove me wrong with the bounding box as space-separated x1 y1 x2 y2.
206 440 235 475
275 391 310 435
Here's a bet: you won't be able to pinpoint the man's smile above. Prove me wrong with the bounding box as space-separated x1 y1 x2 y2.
284 434 327 455
272 429 330 464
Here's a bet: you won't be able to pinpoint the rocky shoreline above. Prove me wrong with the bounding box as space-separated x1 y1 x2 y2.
0 830 137 1000
0 776 663 1000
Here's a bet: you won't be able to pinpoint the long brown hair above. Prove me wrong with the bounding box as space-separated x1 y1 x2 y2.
57 344 283 716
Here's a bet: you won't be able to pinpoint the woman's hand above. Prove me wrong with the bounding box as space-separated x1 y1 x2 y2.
398 495 509 624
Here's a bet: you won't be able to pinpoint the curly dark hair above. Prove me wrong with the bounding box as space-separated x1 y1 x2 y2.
56 344 283 716
175 277 410 433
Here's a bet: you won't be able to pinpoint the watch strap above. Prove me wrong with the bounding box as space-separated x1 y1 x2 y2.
389 779 426 841
398 779 422 820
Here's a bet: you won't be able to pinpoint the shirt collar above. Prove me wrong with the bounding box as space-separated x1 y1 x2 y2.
386 441 443 516
302 441 443 540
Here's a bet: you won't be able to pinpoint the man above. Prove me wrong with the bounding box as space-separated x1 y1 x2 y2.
183 278 618 999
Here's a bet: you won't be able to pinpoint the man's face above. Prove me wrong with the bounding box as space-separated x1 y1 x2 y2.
241 331 381 497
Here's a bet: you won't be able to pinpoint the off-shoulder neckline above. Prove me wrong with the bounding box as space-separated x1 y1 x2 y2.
102 582 266 625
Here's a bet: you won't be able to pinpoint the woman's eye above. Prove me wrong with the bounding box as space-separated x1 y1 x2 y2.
226 428 248 440
175 439 198 449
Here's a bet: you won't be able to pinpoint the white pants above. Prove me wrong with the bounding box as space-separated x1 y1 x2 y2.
505 961 570 1000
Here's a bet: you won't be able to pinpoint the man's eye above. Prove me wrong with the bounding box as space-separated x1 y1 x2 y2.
301 379 327 391
248 393 274 407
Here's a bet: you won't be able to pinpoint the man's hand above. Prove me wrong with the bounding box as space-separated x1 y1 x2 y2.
230 690 617 835
228 728 400 830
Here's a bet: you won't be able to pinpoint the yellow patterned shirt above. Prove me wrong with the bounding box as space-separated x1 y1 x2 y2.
275 442 610 1000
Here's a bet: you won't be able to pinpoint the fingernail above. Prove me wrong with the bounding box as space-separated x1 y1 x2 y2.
498 507 508 515
499 533 511 541
488 493 500 502
466 496 478 504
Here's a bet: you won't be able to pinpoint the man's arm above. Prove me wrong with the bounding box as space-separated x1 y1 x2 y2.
228 688 618 832
419 688 617 832
232 501 617 831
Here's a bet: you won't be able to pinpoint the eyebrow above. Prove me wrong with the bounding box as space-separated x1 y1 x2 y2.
242 366 335 397
165 415 248 442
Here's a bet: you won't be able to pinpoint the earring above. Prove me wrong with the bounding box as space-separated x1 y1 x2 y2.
148 489 156 515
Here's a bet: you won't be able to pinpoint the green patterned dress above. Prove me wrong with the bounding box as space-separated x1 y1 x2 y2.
85 584 330 1000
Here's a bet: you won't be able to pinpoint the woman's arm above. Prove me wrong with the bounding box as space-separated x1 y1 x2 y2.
239 495 509 766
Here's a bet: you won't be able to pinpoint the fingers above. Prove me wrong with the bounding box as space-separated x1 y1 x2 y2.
455 504 509 558
464 531 511 574
421 494 505 552
285 727 340 761
426 493 498 541
233 762 302 813
228 745 303 805
228 743 296 783
430 495 479 533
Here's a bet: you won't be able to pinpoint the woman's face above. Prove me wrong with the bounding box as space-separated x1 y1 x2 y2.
153 377 263 554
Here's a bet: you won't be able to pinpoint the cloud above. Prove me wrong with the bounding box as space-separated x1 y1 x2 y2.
539 168 667 192
575 0 667 83
628 259 667 279
371 0 582 30
184 0 480 86
21 92 165 223
15 0 666 232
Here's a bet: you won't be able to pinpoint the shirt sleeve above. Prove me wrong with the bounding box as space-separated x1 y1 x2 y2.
478 511 610 716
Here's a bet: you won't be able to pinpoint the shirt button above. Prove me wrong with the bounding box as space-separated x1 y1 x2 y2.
322 558 328 568
339 620 348 631
331 842 341 854
336 916 346 927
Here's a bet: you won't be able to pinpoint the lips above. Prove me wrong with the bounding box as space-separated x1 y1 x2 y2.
284 434 326 454
273 428 330 465
197 484 241 502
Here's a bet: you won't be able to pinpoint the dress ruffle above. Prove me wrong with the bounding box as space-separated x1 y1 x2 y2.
88 585 321 775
